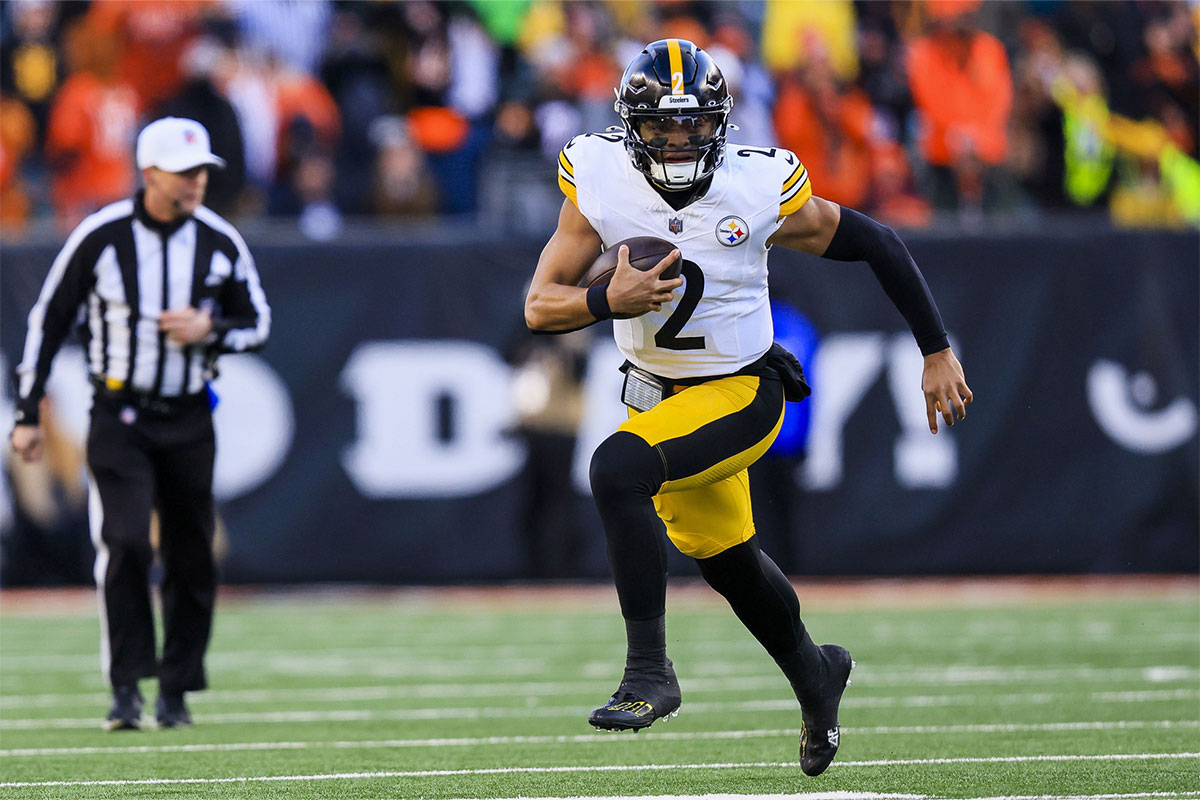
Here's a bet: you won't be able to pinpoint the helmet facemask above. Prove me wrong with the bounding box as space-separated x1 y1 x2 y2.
620 106 731 190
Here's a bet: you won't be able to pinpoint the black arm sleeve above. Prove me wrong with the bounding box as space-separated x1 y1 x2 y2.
822 206 950 356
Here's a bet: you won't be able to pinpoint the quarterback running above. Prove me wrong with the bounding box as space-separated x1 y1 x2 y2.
524 39 972 777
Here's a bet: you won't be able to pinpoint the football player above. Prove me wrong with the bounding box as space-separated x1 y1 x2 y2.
524 39 972 777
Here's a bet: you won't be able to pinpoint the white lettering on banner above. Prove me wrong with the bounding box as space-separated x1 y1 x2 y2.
1087 359 1198 453
211 356 294 500
887 336 957 489
801 333 886 491
340 341 524 498
801 334 959 491
43 347 93 444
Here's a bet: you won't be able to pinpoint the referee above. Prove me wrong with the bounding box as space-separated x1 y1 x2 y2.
9 117 271 730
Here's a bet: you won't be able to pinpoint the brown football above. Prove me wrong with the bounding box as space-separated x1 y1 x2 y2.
580 236 680 288
579 236 681 320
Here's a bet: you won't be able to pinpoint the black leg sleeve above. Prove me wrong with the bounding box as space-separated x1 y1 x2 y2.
696 539 825 699
589 431 669 622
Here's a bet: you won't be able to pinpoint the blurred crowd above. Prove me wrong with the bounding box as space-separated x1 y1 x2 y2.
1 0 1197 237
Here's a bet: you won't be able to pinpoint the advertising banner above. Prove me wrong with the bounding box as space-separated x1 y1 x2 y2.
2 229 1196 583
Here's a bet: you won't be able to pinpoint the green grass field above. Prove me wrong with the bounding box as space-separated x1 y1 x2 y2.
1 580 1197 800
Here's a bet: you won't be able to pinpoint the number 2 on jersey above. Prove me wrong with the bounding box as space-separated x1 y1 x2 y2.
655 259 705 350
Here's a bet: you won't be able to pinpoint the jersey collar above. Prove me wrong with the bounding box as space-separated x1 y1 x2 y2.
133 190 192 235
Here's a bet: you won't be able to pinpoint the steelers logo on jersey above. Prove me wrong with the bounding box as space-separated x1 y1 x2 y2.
715 216 749 246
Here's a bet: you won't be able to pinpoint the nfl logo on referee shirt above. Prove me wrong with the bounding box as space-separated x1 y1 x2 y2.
669 217 683 234
716 216 748 246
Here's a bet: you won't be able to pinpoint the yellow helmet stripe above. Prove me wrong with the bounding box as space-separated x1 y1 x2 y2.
667 39 684 94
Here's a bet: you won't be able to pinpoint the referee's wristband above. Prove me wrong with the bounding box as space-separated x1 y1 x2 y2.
586 284 613 321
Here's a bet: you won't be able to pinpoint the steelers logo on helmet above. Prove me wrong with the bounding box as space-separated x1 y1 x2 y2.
716 216 749 247
615 39 733 190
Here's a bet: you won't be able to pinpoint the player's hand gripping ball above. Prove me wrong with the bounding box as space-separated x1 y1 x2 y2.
579 236 681 319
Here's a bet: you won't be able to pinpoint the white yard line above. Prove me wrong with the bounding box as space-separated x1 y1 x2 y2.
430 794 1200 800
4 689 1198 730
1 720 1196 758
0 753 1196 789
436 794 1200 800
943 795 1200 800
0 652 553 675
2 662 1195 695
445 795 926 800
3 665 1196 710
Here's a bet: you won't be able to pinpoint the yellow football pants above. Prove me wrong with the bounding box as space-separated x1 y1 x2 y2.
618 374 785 559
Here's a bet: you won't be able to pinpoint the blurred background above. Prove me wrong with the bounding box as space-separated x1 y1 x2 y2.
0 0 1197 587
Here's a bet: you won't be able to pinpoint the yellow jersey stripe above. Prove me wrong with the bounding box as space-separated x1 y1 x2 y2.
779 178 813 216
782 163 807 194
780 169 808 204
667 39 684 94
558 172 578 207
558 150 574 176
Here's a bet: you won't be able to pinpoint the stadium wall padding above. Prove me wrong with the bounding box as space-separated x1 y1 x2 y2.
2 228 1197 583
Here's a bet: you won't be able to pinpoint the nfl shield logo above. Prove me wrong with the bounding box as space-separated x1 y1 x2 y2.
668 217 683 234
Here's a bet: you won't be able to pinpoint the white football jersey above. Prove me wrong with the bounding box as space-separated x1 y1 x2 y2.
558 132 812 378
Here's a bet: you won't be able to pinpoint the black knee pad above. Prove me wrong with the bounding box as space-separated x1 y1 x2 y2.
589 431 665 503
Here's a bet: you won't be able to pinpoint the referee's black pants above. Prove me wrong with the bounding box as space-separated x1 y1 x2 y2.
86 393 216 694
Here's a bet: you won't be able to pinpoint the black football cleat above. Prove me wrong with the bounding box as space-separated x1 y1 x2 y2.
104 684 144 731
799 644 855 777
588 659 681 731
155 692 193 729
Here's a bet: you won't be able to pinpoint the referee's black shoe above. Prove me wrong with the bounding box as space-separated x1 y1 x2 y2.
104 684 144 731
799 644 855 777
588 659 681 731
156 692 193 728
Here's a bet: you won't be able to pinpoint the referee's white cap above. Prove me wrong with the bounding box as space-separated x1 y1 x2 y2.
136 117 226 173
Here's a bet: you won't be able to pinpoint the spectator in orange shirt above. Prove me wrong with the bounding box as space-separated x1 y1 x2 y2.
87 0 214 114
0 90 36 226
44 19 140 226
773 35 875 210
273 63 341 175
906 0 1013 214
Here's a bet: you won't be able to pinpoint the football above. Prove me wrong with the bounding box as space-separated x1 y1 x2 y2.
579 236 681 290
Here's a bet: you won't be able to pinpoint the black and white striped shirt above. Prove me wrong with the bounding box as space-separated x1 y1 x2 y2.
14 193 271 425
